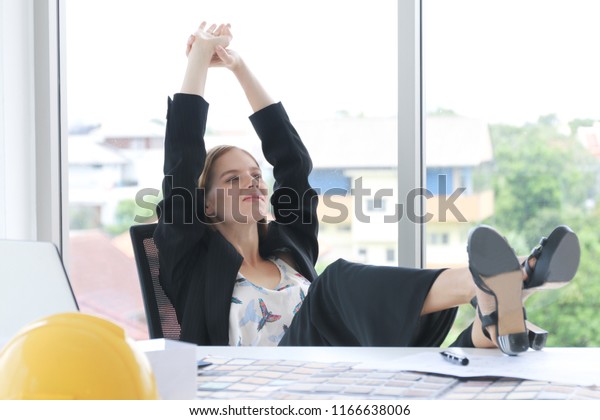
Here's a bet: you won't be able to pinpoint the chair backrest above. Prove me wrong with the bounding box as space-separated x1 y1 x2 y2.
129 223 180 340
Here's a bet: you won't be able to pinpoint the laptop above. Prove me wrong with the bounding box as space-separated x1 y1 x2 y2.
0 239 79 346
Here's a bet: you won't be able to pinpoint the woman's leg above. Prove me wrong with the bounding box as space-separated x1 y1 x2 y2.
280 257 533 348
279 259 458 347
421 257 536 316
427 260 533 349
421 267 476 315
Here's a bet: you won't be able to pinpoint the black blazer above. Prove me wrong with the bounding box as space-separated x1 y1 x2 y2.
154 93 319 345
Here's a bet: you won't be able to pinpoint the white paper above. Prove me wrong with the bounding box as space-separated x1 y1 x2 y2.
354 348 600 387
136 339 197 400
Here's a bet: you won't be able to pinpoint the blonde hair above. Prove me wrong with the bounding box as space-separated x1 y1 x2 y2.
198 145 259 191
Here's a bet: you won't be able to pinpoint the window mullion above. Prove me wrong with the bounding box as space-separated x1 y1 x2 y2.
397 0 424 268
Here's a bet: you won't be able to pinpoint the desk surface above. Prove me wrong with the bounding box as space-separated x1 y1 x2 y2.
194 347 600 400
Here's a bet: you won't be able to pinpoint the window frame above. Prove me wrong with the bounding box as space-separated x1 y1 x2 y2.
397 0 425 268
0 0 68 264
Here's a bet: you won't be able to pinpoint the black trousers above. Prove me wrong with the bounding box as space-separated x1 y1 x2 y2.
279 258 458 347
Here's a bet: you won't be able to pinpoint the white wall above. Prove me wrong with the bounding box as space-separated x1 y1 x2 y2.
0 0 37 240
0 0 66 255
0 0 4 237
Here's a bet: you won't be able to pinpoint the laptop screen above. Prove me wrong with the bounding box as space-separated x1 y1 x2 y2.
0 240 79 345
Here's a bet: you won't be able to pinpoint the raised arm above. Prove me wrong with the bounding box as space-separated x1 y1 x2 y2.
154 22 231 313
182 23 231 95
250 101 320 266
210 44 319 263
210 45 275 112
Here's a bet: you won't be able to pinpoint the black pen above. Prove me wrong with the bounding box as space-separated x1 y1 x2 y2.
440 350 469 366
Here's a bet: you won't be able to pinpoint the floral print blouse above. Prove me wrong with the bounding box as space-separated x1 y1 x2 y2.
228 257 311 346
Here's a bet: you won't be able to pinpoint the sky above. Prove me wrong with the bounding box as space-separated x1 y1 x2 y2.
65 0 398 130
424 0 600 125
65 0 600 130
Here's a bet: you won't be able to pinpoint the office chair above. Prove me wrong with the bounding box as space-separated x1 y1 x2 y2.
129 223 181 340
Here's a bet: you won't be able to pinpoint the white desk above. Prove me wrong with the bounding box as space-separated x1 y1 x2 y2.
196 345 434 363
190 346 600 400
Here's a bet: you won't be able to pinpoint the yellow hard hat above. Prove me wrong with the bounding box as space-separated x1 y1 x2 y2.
0 312 159 399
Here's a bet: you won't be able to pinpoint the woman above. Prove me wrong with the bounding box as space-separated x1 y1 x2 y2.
154 22 579 355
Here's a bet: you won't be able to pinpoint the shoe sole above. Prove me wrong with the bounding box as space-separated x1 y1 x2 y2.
527 225 580 289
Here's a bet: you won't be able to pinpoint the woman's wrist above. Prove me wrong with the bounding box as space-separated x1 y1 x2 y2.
188 46 213 67
231 57 248 78
181 53 211 96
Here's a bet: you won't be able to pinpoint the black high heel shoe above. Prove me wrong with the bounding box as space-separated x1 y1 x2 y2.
469 297 548 351
468 225 529 356
527 322 548 351
524 225 580 290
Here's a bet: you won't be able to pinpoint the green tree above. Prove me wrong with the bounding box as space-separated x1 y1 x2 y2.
568 118 595 137
488 117 595 248
104 199 138 236
104 193 162 236
484 116 600 346
526 213 600 346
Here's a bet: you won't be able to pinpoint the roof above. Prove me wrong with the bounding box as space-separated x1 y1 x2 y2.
68 135 129 166
68 230 147 340
295 118 398 169
67 114 493 169
294 115 493 168
97 120 166 139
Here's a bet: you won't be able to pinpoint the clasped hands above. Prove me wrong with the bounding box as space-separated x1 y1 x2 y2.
186 21 240 71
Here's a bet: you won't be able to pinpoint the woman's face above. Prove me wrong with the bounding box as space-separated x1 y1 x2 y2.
205 148 268 226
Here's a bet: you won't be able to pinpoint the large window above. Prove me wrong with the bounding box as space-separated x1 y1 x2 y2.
62 0 599 346
65 0 398 339
424 0 600 346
